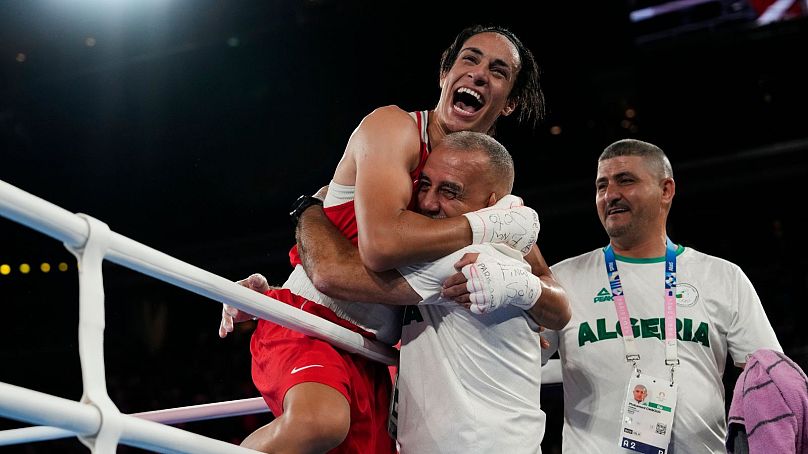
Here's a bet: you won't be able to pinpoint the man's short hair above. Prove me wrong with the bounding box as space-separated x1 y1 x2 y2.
441 131 514 192
439 25 545 128
599 138 674 179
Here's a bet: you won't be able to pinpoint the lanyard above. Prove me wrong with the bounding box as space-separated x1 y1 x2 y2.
604 238 679 381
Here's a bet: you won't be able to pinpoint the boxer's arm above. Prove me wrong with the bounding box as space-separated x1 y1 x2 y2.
522 245 571 330
297 204 421 305
352 107 472 272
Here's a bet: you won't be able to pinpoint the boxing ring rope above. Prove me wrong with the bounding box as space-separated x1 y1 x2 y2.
0 181 397 366
0 381 260 453
0 178 563 452
3 359 563 446
0 396 270 445
0 178 397 453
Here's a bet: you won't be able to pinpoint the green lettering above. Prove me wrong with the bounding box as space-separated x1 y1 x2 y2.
641 318 661 339
692 322 710 347
402 306 423 325
683 318 693 342
597 318 618 340
578 322 599 346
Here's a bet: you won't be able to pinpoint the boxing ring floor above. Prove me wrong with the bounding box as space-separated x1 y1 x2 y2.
0 179 561 453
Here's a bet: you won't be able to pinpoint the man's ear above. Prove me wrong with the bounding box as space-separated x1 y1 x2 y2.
487 192 498 207
661 178 676 205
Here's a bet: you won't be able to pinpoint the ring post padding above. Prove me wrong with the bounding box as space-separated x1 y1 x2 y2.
66 214 123 453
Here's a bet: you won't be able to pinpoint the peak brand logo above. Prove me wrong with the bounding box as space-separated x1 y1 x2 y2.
594 287 613 303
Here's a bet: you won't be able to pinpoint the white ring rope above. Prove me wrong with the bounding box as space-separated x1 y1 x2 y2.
3 357 563 446
0 178 395 453
0 396 270 445
0 381 257 453
0 179 398 365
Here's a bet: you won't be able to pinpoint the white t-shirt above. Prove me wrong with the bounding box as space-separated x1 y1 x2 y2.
395 244 545 454
545 245 781 454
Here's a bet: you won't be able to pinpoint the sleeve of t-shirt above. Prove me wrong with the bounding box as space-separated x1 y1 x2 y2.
727 265 782 366
396 249 469 306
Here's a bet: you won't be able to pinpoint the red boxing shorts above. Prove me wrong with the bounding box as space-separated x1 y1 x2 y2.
250 288 395 454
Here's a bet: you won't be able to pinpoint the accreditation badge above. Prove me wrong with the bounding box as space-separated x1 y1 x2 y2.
618 373 678 454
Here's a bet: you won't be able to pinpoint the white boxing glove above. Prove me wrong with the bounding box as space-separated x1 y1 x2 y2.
461 252 542 315
462 194 540 256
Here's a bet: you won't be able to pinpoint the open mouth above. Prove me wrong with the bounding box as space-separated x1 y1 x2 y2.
607 206 629 216
453 87 484 114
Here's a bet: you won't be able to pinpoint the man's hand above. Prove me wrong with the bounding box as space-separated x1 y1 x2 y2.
441 253 478 304
538 326 550 349
218 273 269 338
462 195 540 255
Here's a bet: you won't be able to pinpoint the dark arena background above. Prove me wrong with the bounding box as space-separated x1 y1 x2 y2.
1 0 806 452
